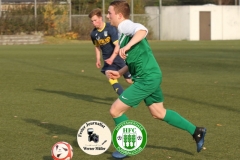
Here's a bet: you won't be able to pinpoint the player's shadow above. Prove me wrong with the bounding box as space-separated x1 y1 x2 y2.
35 88 114 105
23 118 81 160
146 144 194 155
23 118 78 138
165 93 240 113
4 57 103 83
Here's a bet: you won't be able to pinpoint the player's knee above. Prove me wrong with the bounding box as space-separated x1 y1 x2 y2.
109 104 123 118
149 103 166 120
109 107 118 117
152 114 164 120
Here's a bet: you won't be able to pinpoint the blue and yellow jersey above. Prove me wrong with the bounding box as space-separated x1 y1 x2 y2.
90 23 123 62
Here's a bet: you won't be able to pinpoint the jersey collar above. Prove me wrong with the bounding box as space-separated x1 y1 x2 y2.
97 22 106 32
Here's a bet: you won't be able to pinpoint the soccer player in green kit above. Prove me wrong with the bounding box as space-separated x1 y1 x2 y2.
106 1 206 159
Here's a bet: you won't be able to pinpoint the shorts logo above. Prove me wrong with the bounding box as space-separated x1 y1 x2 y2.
112 120 147 156
77 120 112 155
121 96 128 100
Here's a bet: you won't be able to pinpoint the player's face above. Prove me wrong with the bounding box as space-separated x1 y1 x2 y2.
107 6 118 27
90 15 102 29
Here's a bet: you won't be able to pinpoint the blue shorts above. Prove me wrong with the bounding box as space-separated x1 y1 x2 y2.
101 62 131 79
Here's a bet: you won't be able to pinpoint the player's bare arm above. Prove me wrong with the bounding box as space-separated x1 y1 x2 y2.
119 30 147 59
95 46 101 68
106 65 129 79
105 41 120 65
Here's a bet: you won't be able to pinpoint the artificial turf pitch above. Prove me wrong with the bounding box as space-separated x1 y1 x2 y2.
0 40 240 159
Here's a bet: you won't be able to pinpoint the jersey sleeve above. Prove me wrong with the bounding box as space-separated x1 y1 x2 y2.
90 31 100 47
108 25 119 44
118 20 148 37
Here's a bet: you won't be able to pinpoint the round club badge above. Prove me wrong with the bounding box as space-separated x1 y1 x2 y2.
77 120 112 155
112 120 147 156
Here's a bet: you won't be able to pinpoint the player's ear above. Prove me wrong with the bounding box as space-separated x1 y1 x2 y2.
116 12 122 20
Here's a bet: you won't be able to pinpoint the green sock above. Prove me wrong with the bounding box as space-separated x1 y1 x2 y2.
163 109 196 135
113 114 128 126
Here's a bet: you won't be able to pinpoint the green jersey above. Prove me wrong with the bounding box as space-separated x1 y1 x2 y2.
118 20 162 81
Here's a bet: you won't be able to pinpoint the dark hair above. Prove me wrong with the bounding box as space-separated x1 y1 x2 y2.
88 8 102 18
109 0 130 19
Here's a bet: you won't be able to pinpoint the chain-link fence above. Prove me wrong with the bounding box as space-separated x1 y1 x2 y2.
0 0 160 39
1 0 238 40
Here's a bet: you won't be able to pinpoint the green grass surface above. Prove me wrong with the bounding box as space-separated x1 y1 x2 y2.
0 40 240 160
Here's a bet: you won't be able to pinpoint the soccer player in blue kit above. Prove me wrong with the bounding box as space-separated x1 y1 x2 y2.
89 8 132 95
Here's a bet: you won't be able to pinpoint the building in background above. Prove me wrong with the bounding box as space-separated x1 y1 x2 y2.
146 5 240 40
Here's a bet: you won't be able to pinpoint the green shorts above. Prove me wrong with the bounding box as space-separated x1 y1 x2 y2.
119 78 164 107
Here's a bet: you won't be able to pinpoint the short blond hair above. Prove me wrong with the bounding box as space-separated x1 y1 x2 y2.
88 8 102 18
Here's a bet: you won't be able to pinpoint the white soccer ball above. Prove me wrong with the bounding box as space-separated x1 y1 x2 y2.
51 141 73 160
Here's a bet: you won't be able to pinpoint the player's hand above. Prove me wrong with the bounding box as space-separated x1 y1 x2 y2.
119 45 131 60
96 61 101 68
105 58 113 65
106 70 120 79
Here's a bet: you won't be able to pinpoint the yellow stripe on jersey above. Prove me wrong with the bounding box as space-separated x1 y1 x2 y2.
113 40 119 45
94 40 100 47
97 22 106 32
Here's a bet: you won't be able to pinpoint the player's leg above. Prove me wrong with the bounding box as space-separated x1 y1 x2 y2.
110 96 130 159
110 81 148 158
102 63 124 95
146 87 206 152
110 98 130 125
148 102 197 135
108 78 124 95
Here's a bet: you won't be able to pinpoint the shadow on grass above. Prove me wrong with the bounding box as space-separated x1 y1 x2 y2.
4 58 104 83
146 144 194 156
35 88 114 105
23 118 80 159
23 118 78 138
165 93 240 113
24 119 193 159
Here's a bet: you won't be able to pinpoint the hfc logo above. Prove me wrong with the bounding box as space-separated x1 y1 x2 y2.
112 120 147 156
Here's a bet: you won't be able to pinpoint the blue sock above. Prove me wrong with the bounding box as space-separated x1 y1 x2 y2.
109 79 124 95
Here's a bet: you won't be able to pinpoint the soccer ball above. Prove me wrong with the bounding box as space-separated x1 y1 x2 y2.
51 141 73 160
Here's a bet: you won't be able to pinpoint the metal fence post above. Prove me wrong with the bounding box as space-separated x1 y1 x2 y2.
0 0 2 18
67 0 72 31
131 0 133 21
34 0 37 32
159 0 162 40
102 0 105 21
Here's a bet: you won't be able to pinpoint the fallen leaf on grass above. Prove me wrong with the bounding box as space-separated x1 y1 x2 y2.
216 124 222 126
41 122 49 124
